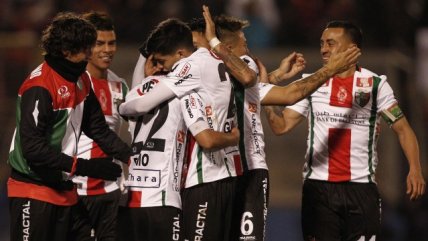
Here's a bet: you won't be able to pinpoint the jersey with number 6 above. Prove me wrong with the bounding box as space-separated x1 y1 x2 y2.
287 68 398 183
125 75 208 208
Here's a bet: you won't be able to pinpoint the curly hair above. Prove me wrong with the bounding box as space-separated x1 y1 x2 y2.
41 12 97 58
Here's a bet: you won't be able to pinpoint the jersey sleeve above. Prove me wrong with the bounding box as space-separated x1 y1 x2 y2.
286 98 310 117
119 76 175 116
376 76 398 112
163 60 202 98
180 92 209 136
131 54 146 89
241 55 259 74
258 83 275 101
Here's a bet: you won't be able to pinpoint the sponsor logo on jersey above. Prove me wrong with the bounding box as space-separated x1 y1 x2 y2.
330 78 353 108
99 89 108 111
354 90 371 107
138 78 159 96
177 63 191 77
57 85 70 99
205 106 213 116
251 114 262 155
248 102 257 113
190 95 197 108
185 99 194 118
177 130 185 143
356 77 373 87
337 86 348 104
127 169 160 188
174 73 192 86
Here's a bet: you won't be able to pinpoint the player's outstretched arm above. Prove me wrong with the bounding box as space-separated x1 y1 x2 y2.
260 46 360 106
202 5 257 88
119 81 175 116
391 116 426 200
194 127 240 151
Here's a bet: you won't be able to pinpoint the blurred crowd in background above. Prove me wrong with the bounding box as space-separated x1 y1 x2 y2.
1 0 428 240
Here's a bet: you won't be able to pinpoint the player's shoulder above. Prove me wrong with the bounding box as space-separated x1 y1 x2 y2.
357 67 386 81
107 69 127 84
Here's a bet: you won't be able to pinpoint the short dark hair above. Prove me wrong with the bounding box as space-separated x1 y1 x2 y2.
81 11 115 31
215 15 249 43
188 18 206 33
41 12 96 58
146 18 194 56
326 20 362 48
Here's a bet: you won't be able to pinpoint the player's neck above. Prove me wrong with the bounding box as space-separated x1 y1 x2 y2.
335 65 356 79
87 65 107 80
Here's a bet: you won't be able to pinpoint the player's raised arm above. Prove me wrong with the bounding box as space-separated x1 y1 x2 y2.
202 5 257 88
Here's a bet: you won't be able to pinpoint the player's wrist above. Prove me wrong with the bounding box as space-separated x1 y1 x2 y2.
209 37 221 49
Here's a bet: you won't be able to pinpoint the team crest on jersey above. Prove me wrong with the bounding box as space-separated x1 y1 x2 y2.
354 90 371 107
356 77 373 87
99 89 108 111
57 85 70 99
337 86 348 104
177 63 191 77
248 102 257 113
177 130 185 143
205 106 213 116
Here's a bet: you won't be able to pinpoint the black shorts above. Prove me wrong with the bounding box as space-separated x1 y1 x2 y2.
119 206 181 241
181 177 237 241
72 189 121 241
301 179 381 241
230 169 269 241
9 197 90 241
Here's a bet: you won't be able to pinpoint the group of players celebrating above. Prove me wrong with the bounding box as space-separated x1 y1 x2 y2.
7 4 425 241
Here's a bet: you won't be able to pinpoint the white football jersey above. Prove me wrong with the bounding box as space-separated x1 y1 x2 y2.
287 68 397 183
232 55 271 171
73 69 128 195
125 75 208 208
177 48 241 188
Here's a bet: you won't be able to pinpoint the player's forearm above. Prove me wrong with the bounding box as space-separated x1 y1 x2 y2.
196 129 238 151
398 127 422 173
268 69 283 85
212 44 257 88
288 65 334 100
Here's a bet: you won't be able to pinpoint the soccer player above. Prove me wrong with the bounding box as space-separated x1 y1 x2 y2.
265 20 426 240
120 72 239 241
71 11 129 241
7 12 131 241
119 12 258 239
200 8 361 241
